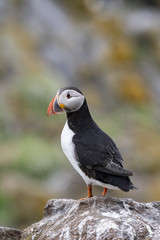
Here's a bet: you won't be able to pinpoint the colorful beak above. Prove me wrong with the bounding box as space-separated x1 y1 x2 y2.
47 96 64 116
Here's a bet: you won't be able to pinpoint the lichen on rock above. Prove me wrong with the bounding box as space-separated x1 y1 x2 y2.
21 196 160 240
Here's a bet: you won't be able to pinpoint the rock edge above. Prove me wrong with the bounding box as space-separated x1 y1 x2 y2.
0 227 22 240
1 197 160 240
21 196 160 240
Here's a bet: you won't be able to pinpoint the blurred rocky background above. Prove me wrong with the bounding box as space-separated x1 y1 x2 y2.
0 0 160 230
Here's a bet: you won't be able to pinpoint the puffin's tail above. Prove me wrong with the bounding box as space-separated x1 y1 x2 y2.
130 183 138 190
122 181 138 192
118 176 138 192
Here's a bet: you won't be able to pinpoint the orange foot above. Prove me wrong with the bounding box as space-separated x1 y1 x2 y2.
78 185 93 200
102 187 108 196
78 196 92 201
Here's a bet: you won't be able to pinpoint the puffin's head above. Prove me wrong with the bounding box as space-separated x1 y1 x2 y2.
47 87 85 116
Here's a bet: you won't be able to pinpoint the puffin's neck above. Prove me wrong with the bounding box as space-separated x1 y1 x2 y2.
66 99 94 133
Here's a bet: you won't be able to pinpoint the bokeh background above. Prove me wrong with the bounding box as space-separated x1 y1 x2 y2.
0 0 160 229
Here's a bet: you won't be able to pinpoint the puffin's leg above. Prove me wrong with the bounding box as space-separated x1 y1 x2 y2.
78 184 93 200
87 184 93 198
102 187 107 196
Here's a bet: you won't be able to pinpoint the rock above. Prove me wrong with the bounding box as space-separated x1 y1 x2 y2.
0 227 21 240
21 196 160 240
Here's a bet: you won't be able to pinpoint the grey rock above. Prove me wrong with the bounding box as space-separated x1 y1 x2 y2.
21 196 160 240
0 227 21 240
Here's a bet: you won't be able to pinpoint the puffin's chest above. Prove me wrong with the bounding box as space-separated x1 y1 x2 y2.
61 121 75 159
61 121 92 185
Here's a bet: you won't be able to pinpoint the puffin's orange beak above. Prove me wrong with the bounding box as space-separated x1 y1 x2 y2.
47 96 64 116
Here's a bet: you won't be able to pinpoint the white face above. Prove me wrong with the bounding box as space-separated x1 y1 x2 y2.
58 89 85 112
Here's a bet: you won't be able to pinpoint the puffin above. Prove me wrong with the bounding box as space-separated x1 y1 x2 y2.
47 86 137 198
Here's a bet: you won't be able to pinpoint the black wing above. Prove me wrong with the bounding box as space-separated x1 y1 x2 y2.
73 128 133 177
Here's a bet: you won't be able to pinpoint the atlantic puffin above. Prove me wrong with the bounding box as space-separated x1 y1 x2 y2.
47 86 137 198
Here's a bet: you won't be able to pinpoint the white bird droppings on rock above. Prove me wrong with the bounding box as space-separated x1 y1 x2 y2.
21 196 160 240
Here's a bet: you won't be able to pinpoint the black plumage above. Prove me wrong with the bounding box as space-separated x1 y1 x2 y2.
67 98 136 192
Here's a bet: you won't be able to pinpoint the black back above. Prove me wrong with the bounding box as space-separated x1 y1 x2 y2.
67 100 136 191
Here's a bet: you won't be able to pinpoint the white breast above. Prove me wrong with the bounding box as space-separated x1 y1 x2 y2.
61 121 92 185
61 121 119 190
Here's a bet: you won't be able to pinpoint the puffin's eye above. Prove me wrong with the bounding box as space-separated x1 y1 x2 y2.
67 93 72 99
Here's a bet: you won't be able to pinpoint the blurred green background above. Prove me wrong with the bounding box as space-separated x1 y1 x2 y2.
0 0 160 229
